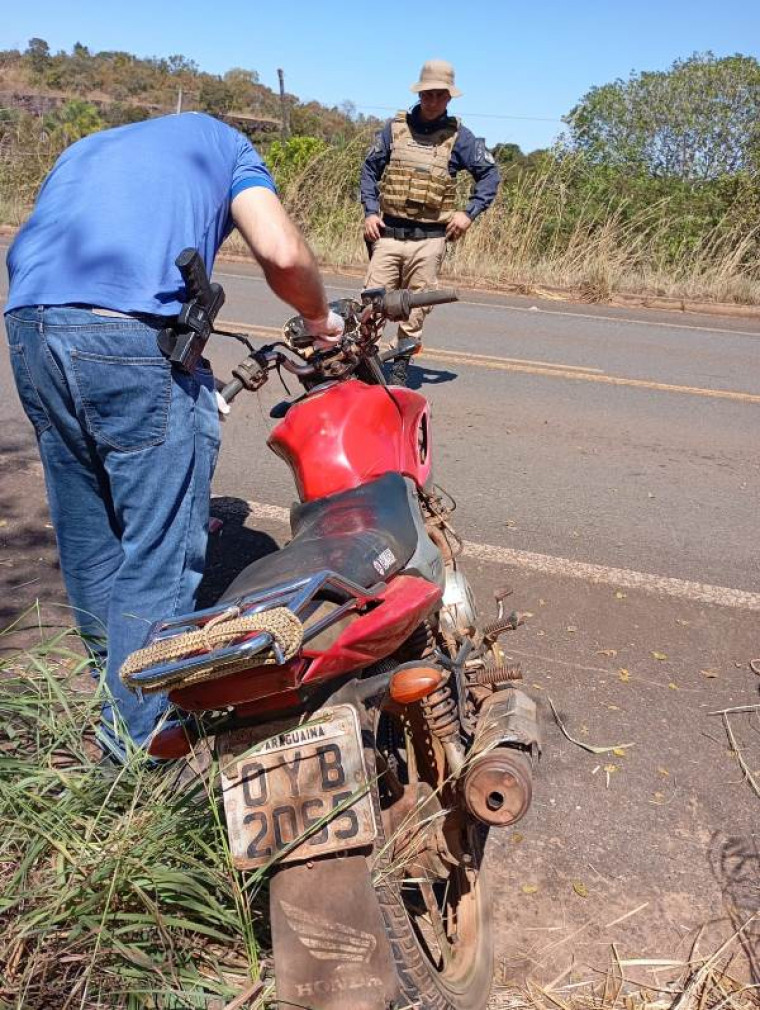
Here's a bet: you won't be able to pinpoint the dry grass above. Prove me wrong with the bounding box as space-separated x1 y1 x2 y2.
224 137 760 307
490 925 760 1010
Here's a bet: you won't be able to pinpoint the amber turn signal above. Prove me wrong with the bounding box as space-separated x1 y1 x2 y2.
390 664 445 705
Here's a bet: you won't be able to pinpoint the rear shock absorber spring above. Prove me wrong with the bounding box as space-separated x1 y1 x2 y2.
400 621 436 662
421 683 459 742
421 681 465 774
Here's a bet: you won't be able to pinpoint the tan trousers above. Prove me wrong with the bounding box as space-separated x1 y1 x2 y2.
364 235 447 344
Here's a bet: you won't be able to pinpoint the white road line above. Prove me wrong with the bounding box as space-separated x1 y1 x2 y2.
228 498 760 612
462 542 760 612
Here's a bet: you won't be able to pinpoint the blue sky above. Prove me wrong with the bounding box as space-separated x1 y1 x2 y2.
2 0 758 150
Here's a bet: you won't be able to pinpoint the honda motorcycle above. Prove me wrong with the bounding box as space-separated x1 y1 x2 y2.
121 252 541 1010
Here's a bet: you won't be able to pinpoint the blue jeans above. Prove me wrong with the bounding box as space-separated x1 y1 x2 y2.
5 306 220 759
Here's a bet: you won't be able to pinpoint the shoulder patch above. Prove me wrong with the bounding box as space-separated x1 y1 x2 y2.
476 139 495 165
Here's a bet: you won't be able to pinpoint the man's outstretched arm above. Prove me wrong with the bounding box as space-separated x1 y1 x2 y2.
231 186 340 335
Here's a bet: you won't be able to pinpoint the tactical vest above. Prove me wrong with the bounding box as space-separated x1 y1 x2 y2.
379 112 459 224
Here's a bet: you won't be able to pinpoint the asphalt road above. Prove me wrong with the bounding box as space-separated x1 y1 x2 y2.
208 260 760 591
1 247 759 990
3 246 759 592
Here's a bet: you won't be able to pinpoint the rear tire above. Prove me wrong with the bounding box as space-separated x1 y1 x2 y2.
363 704 494 1010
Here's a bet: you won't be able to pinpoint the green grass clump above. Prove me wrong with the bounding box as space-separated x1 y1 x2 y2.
0 625 267 1010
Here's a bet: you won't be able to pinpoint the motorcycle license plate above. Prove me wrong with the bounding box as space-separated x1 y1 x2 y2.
218 704 377 870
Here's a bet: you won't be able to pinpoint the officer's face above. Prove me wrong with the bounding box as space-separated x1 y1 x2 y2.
419 89 451 121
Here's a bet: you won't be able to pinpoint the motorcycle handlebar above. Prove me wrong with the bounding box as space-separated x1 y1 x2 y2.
219 346 319 404
219 285 459 405
407 287 459 309
219 377 244 403
381 287 458 321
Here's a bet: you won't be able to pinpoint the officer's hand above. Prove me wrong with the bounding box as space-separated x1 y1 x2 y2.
364 214 385 243
303 309 345 350
445 212 472 241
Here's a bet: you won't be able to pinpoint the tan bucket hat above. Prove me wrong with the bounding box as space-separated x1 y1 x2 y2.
410 60 462 98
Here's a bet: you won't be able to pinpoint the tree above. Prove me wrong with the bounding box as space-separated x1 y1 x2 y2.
223 68 260 110
167 54 198 76
564 52 760 180
50 100 105 145
198 78 234 115
26 37 50 77
492 143 524 166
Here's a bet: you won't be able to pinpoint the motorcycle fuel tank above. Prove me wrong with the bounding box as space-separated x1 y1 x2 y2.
268 379 432 501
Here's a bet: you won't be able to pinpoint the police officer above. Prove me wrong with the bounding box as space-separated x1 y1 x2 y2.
361 59 499 385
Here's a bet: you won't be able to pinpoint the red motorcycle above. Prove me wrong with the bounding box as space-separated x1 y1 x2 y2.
122 267 540 1010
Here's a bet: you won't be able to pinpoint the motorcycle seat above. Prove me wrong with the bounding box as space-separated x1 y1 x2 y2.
222 472 421 600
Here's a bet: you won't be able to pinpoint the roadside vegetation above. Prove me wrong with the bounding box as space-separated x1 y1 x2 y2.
1 44 758 304
0 619 270 1009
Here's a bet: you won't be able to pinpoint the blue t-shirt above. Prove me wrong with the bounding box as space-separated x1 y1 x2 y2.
5 113 275 315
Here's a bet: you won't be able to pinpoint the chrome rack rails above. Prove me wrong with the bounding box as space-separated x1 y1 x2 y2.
125 570 387 689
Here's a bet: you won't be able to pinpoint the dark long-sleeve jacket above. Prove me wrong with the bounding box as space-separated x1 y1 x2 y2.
360 106 500 221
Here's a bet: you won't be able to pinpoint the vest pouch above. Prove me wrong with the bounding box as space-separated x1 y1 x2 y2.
380 113 459 224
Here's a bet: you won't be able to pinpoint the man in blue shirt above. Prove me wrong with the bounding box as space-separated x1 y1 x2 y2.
360 60 499 385
5 112 342 762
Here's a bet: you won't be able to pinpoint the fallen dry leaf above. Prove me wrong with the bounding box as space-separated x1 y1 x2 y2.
612 747 627 757
572 881 589 898
510 832 524 845
604 764 619 774
668 682 679 690
700 669 719 679
521 884 539 895
652 652 668 661
615 591 627 599
657 767 670 777
619 668 630 682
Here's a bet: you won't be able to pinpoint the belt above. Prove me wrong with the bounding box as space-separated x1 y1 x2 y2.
69 304 176 327
383 224 447 241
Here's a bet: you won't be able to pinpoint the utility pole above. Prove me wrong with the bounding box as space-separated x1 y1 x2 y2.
277 68 290 141
176 87 183 114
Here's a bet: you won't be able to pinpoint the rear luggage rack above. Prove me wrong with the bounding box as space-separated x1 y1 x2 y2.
120 570 385 693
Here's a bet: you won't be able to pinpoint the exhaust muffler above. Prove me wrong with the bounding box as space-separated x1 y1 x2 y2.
462 689 540 827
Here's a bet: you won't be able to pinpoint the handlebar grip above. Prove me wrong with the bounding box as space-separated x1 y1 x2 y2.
220 378 244 403
407 287 459 309
176 248 213 306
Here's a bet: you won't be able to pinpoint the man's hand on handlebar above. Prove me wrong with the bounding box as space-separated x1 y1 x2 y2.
303 308 345 350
